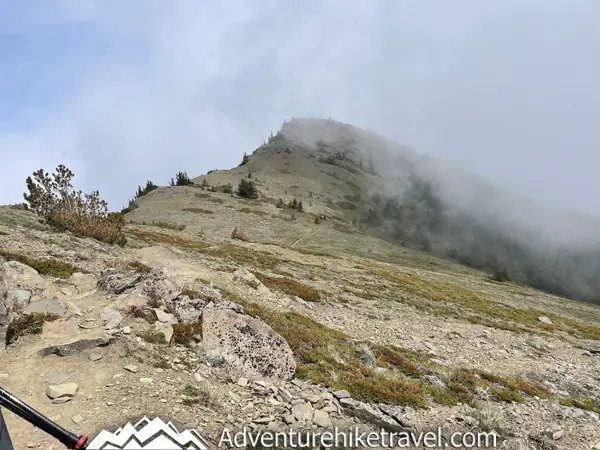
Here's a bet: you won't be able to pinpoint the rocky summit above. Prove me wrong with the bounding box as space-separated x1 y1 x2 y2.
0 118 599 449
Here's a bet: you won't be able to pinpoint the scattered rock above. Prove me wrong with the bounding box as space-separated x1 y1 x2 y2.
2 261 43 285
538 316 553 325
122 326 131 335
65 302 82 316
232 269 270 294
72 415 83 424
202 308 296 383
101 308 123 329
291 403 314 423
39 335 113 357
22 298 67 317
339 398 411 432
6 289 32 308
97 268 143 295
153 322 174 344
278 388 293 403
252 416 275 424
154 309 177 324
237 377 249 387
333 390 350 399
89 353 103 361
124 365 138 373
552 429 564 440
46 383 79 400
139 378 153 383
70 273 97 292
313 410 332 428
46 372 70 385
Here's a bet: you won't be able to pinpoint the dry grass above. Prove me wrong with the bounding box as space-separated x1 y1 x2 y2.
342 285 377 300
238 207 269 217
180 289 201 299
172 321 203 347
49 210 126 246
127 305 156 324
211 244 282 270
6 313 62 345
560 396 600 414
138 220 186 231
140 330 168 345
181 383 223 411
231 295 550 409
127 260 152 273
0 250 81 278
291 248 339 259
182 207 215 214
332 223 353 234
252 272 321 302
371 269 600 340
128 229 211 250
231 227 249 241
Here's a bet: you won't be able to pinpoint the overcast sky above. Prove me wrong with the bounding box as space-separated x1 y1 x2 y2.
1 0 599 215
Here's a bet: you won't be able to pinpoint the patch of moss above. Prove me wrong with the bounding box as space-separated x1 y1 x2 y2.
6 313 61 345
136 220 186 231
182 207 215 214
172 321 202 347
127 305 156 323
140 331 167 345
371 269 600 340
252 272 321 302
291 248 339 259
181 383 221 410
238 300 427 407
127 260 151 273
560 396 600 414
0 250 80 278
234 296 554 410
153 358 170 369
491 388 525 403
180 289 201 299
128 230 210 250
211 243 281 270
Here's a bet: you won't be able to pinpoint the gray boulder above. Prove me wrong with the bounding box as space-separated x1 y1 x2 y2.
202 308 296 383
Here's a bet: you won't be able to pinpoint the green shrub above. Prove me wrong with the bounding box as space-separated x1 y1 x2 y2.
0 250 80 278
169 171 194 186
23 165 126 245
237 179 259 199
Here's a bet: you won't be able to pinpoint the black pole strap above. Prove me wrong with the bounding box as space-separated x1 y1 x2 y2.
0 386 87 449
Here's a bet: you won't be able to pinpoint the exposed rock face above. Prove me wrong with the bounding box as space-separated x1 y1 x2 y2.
38 335 113 357
202 308 296 383
97 267 145 295
232 268 270 294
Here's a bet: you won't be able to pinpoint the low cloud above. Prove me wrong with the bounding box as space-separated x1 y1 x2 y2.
1 0 599 216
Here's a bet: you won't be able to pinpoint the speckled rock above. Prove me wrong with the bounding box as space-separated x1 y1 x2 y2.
201 308 296 382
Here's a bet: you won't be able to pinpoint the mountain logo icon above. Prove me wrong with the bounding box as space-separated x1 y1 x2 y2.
86 416 212 449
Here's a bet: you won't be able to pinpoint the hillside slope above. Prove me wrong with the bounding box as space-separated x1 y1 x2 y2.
131 117 600 304
0 118 599 449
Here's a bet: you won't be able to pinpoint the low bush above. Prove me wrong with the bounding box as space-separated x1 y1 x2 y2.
23 165 126 245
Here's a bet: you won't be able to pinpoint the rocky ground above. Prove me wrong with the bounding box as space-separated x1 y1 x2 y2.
1 199 599 450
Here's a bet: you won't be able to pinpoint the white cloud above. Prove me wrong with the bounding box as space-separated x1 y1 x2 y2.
1 0 599 214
